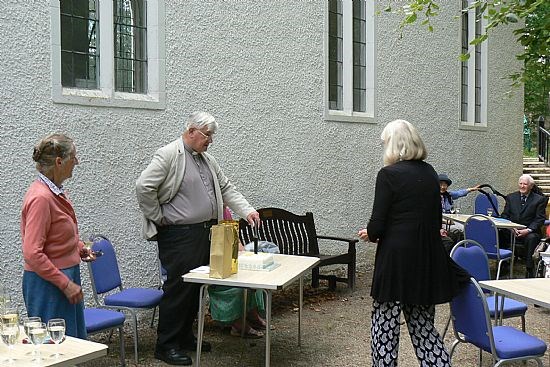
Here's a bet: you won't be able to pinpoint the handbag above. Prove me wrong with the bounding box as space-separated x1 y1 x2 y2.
209 223 239 278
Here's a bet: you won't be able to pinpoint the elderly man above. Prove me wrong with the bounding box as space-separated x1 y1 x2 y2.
136 112 259 365
501 174 548 278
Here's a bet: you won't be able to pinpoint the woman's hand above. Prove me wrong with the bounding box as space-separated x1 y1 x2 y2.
80 247 97 262
63 281 84 305
357 228 370 242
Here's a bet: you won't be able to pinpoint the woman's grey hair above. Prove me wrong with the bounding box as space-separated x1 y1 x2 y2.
381 119 427 166
33 133 75 174
519 174 535 187
184 111 218 133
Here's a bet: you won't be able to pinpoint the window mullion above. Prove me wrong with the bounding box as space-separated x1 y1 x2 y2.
342 0 353 115
99 0 114 95
467 4 476 123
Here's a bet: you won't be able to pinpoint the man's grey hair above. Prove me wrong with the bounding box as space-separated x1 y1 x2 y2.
185 111 218 133
519 174 535 187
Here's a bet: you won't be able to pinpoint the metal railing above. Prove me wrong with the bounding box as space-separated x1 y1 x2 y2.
538 125 550 165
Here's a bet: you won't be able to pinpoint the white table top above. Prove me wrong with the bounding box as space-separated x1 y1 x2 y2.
442 213 526 229
0 328 107 367
183 254 320 290
479 278 550 309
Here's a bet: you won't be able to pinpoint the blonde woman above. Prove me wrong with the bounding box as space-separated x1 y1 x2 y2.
357 120 468 366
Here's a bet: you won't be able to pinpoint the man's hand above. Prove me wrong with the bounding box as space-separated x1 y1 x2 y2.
80 247 97 262
247 211 260 228
514 228 531 238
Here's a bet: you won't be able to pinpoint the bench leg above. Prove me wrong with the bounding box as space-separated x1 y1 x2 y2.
311 268 320 288
348 261 356 290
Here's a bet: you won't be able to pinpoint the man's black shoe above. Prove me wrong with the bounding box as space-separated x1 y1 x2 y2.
181 338 212 353
154 348 192 366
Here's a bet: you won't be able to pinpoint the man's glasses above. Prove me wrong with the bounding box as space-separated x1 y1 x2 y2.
196 129 214 141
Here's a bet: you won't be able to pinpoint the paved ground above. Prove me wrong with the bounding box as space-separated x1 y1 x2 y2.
82 248 550 366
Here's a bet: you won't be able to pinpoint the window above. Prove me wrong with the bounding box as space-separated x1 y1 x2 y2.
326 0 375 122
51 0 165 109
460 0 487 126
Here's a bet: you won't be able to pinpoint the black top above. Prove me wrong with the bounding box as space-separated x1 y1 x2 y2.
501 191 547 232
367 160 469 304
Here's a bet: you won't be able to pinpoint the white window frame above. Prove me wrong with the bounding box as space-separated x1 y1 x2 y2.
460 1 487 129
50 0 165 109
324 0 375 123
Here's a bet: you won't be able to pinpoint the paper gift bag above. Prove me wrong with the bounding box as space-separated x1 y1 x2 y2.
209 223 235 279
220 219 240 274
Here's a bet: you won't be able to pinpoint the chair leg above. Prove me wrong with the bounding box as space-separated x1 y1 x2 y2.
150 306 157 328
521 315 525 331
128 310 139 364
118 325 126 367
441 313 451 339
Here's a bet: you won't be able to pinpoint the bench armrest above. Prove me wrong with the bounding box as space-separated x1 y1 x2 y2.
316 235 358 250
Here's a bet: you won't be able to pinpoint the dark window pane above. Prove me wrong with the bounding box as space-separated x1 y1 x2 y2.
329 85 343 110
60 0 99 89
353 65 365 89
353 89 365 112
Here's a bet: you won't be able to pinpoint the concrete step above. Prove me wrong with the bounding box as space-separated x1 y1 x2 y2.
523 167 550 172
527 173 550 178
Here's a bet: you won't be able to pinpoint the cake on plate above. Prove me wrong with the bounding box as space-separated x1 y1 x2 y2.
238 252 274 271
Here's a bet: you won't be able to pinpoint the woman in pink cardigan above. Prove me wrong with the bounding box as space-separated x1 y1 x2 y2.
21 134 94 338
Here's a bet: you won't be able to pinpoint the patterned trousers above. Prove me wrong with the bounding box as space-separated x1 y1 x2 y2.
371 300 451 367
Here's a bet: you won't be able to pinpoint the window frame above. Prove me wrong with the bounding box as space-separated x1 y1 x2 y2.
459 0 487 129
50 0 165 109
324 0 375 123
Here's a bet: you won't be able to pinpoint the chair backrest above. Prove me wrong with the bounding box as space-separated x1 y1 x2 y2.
450 239 491 282
474 193 499 215
238 207 319 256
88 235 123 295
464 215 500 256
450 278 495 353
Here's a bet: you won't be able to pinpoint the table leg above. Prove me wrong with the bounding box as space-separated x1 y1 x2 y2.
195 284 209 367
510 231 516 278
298 276 303 346
262 289 272 367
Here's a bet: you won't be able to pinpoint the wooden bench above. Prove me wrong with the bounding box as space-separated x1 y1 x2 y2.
238 207 358 290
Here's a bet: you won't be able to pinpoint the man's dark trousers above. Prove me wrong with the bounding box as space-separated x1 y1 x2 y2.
156 223 213 350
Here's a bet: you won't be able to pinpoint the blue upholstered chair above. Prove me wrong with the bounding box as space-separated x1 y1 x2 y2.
449 278 546 366
87 235 163 363
84 308 126 366
464 215 512 279
474 192 499 216
450 240 527 330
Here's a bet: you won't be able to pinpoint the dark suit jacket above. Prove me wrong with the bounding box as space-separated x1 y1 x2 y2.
501 191 547 232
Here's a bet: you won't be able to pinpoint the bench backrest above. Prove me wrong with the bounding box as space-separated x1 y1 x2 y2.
238 207 320 256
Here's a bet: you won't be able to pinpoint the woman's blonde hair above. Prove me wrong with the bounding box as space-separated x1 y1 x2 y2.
381 119 427 166
32 134 74 174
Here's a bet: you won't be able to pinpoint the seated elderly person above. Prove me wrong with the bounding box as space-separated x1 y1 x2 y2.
500 174 548 278
438 173 479 251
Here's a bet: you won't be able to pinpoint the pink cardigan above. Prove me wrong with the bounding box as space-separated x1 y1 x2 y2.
21 180 83 290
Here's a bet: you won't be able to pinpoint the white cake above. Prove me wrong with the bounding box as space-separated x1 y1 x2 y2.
238 252 274 270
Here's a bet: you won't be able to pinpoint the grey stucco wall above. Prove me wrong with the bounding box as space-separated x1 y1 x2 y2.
0 1 523 310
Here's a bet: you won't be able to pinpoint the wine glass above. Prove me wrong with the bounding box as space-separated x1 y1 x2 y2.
48 318 66 358
1 307 19 326
1 321 20 363
28 321 47 362
22 316 41 355
487 208 493 217
449 205 456 215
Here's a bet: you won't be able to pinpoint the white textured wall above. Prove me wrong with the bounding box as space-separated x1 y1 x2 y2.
0 1 523 310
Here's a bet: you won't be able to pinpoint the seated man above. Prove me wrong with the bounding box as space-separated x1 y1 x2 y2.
500 174 548 278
